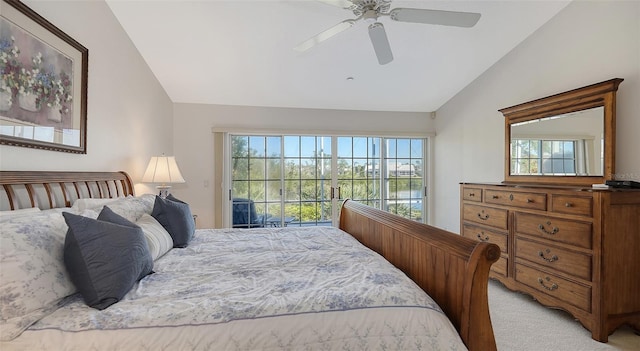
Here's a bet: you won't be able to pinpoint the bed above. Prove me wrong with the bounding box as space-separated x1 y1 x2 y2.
0 171 500 350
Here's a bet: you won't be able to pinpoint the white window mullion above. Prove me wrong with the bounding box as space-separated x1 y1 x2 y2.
279 136 285 219
222 132 232 228
330 136 339 225
381 138 388 212
423 137 430 224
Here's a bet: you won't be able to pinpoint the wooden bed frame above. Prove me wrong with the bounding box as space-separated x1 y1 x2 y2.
0 171 500 351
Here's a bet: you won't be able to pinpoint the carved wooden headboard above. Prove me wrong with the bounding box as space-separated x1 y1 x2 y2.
0 171 134 211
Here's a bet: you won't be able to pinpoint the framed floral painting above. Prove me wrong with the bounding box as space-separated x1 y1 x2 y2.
0 0 88 153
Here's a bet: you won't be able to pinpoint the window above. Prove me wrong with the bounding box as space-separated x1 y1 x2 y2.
336 137 424 221
230 135 283 226
283 136 333 226
383 138 424 221
229 134 428 227
336 137 381 209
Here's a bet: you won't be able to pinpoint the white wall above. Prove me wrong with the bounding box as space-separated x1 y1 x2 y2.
433 0 640 232
0 0 173 194
172 103 433 228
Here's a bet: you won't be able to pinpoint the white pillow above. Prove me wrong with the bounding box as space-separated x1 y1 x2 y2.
136 213 173 261
70 197 120 212
0 207 40 221
104 194 155 223
0 211 76 341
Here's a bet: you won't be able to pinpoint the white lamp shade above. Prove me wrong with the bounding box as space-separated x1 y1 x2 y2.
142 156 185 184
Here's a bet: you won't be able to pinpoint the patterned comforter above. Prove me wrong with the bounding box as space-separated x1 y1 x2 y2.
4 226 467 350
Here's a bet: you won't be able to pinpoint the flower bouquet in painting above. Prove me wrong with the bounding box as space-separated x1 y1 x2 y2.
0 35 20 112
0 18 74 129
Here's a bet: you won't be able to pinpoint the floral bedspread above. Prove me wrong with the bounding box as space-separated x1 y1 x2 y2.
7 227 467 350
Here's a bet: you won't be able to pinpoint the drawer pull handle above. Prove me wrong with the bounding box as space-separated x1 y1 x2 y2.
537 277 559 291
538 249 559 263
527 198 534 203
469 193 475 197
509 194 514 201
538 222 559 235
492 195 499 199
477 211 490 220
477 233 490 242
565 202 573 207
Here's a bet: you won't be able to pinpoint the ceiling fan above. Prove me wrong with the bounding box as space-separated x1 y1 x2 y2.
294 0 481 65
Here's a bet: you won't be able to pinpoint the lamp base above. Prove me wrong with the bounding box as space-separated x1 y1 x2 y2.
156 185 171 199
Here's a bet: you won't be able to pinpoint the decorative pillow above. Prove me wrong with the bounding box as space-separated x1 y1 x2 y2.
62 208 153 310
136 213 173 261
0 211 76 341
70 197 121 212
96 206 137 227
151 195 195 248
0 207 41 221
97 194 155 223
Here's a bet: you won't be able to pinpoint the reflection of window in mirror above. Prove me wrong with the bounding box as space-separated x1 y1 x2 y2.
510 107 604 176
511 139 581 175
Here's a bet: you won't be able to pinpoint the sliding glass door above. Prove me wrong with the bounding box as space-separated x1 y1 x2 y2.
336 137 424 221
229 134 427 227
283 136 333 226
230 136 282 227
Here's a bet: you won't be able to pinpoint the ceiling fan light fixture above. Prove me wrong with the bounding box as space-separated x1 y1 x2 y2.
363 9 379 23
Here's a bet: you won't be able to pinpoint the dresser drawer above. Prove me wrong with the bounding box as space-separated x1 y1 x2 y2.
485 190 547 211
462 224 508 253
463 204 508 230
462 187 483 202
515 238 592 281
514 212 592 249
551 194 593 217
515 263 591 312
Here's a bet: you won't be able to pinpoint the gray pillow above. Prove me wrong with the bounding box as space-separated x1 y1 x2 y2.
97 205 138 227
151 195 195 248
62 208 153 310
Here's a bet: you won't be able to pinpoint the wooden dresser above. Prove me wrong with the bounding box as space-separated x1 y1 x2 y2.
460 182 640 342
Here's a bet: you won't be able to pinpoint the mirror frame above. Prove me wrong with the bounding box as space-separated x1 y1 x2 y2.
500 78 623 186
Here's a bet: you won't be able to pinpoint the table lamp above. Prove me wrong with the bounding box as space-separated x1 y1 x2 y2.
142 154 185 198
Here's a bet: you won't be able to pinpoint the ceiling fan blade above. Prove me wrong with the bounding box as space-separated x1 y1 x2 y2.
294 19 356 52
368 22 393 65
316 0 354 9
390 8 481 28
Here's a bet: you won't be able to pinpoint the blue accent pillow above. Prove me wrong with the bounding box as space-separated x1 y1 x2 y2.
151 195 195 248
62 207 153 310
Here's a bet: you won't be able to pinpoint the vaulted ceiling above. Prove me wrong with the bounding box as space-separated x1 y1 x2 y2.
107 0 571 112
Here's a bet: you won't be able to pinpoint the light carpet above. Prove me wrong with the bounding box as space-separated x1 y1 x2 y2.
488 280 640 351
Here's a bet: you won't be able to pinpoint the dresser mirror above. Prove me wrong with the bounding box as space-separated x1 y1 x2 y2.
500 78 623 186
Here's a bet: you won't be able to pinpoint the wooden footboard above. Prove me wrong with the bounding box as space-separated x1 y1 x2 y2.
339 199 500 351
